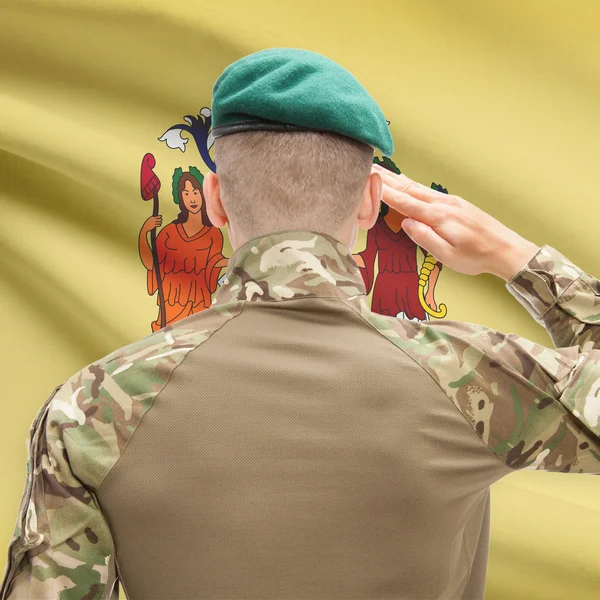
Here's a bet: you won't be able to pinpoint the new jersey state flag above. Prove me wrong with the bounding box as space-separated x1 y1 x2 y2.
1 1 599 599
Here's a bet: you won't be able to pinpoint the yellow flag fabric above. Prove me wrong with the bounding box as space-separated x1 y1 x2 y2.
1 1 599 598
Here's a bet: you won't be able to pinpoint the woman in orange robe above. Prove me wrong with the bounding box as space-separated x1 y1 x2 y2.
139 168 228 332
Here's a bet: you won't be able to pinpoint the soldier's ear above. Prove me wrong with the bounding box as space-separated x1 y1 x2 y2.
356 172 382 230
204 171 228 228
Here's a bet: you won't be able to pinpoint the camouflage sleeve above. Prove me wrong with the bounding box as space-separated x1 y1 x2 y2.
449 321 600 472
377 312 600 473
354 251 600 473
506 244 600 350
1 310 233 599
0 383 118 600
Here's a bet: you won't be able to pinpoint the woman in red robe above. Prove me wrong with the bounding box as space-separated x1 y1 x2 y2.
139 168 228 332
354 201 442 320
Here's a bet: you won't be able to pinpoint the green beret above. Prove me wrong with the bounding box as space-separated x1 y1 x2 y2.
211 48 394 156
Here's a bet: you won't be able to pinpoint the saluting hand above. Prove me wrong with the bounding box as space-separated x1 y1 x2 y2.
372 164 541 281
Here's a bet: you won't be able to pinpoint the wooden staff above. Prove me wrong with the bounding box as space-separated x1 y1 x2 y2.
140 153 167 329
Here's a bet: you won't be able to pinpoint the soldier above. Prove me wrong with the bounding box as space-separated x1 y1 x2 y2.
1 48 599 600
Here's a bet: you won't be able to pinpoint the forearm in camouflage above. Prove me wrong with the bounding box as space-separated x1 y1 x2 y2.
1 400 116 600
506 244 600 350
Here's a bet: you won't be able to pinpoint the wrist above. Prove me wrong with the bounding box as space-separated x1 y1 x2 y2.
491 238 541 282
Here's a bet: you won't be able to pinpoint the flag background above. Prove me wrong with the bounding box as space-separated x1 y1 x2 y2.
1 1 599 598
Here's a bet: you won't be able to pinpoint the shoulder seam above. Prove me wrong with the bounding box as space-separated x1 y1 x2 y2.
336 297 515 473
95 303 248 493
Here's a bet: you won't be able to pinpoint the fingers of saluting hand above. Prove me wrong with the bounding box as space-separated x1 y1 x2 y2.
371 164 453 226
372 164 435 198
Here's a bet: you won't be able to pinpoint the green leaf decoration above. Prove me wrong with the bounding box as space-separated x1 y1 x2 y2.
373 155 401 174
188 166 204 186
172 167 183 205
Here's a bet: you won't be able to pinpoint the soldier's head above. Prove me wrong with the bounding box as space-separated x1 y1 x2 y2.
204 130 381 250
203 48 393 251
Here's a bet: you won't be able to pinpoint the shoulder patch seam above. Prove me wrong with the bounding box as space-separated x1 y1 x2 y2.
336 297 515 472
94 302 247 493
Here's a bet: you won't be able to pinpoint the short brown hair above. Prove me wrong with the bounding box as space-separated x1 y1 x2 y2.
214 130 373 240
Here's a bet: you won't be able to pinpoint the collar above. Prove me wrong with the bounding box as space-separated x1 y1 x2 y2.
212 230 367 305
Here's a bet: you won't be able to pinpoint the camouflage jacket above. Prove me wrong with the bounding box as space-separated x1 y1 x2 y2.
1 230 599 600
